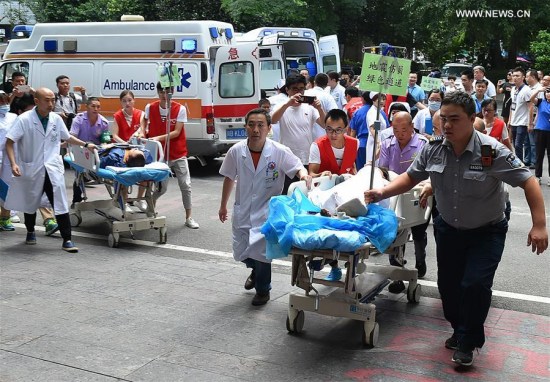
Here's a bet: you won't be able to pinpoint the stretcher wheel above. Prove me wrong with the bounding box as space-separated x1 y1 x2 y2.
69 213 82 227
286 309 304 334
108 233 120 248
407 283 421 303
159 227 167 244
362 322 379 347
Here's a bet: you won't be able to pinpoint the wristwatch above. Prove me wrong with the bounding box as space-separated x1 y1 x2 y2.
84 142 89 148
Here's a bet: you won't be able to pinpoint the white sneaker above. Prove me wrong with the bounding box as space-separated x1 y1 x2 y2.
124 203 135 213
10 213 20 223
136 200 148 212
185 217 200 229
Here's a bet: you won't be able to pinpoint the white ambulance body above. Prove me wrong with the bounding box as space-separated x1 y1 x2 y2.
237 27 340 95
0 20 283 160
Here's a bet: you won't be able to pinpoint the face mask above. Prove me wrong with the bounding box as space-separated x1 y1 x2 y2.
0 104 9 113
428 101 441 111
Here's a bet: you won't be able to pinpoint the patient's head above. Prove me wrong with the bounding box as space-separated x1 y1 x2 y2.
125 148 146 167
473 117 486 134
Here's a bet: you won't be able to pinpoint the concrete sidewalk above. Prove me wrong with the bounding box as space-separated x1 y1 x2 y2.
1 228 548 382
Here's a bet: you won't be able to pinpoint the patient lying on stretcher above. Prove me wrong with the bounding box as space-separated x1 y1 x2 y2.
307 165 391 215
72 145 153 210
98 145 153 168
305 165 392 281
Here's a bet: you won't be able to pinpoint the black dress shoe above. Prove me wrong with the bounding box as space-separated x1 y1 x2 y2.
244 270 255 290
416 262 427 278
452 346 475 366
445 335 459 350
388 280 406 293
252 292 270 306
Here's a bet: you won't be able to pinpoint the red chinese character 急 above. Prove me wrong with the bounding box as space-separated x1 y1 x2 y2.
228 47 239 60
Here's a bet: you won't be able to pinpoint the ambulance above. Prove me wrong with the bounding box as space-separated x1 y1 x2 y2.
237 27 340 95
0 20 284 162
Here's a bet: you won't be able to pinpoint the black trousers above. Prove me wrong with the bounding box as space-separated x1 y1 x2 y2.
434 216 508 349
24 171 71 242
535 129 550 178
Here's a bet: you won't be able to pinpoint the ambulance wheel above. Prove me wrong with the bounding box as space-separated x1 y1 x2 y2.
159 227 167 244
108 233 120 248
286 309 304 334
69 213 81 227
407 283 421 303
362 322 379 347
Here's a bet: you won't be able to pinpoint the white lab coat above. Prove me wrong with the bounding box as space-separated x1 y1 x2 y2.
5 108 70 214
220 139 304 263
0 111 17 184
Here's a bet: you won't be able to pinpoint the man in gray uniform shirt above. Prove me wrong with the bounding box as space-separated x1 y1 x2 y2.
365 91 547 367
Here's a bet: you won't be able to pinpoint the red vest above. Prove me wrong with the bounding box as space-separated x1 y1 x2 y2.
384 94 407 115
317 135 358 175
344 97 364 120
147 101 188 160
488 118 505 142
113 108 142 142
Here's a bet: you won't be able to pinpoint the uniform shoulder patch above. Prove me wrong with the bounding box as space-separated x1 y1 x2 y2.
505 153 524 169
429 136 444 144
418 134 429 143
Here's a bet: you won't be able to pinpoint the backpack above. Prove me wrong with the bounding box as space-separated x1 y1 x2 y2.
55 92 78 114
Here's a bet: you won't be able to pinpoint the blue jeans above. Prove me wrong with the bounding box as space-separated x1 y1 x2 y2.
513 125 530 163
242 258 271 294
434 216 508 349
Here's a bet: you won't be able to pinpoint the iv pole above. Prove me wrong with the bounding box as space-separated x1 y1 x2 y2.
361 44 408 190
162 62 176 164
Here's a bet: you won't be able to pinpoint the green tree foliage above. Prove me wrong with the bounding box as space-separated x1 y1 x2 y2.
0 1 34 24
530 30 550 73
401 0 550 68
14 0 550 71
220 0 364 36
19 0 231 23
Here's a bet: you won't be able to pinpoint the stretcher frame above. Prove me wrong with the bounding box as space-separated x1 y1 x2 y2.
65 140 169 248
285 175 432 347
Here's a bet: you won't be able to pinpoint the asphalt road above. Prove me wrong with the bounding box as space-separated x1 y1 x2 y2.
66 156 550 316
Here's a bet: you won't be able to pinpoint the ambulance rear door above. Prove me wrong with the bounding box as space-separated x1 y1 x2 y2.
258 39 285 97
212 42 260 143
319 35 341 73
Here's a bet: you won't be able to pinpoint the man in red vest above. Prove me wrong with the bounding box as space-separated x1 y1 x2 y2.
308 109 358 281
308 109 358 178
140 82 199 229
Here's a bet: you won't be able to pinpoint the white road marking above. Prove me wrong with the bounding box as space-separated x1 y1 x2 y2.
31 225 548 306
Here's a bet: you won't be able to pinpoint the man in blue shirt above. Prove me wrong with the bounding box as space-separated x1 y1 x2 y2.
350 91 371 170
407 72 427 118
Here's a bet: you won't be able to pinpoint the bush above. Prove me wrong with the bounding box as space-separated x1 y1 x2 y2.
530 30 550 73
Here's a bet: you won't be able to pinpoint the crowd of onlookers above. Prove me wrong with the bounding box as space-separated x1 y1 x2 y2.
259 66 550 185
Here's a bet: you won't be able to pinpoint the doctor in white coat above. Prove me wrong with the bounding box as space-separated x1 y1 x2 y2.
219 108 311 306
5 88 95 252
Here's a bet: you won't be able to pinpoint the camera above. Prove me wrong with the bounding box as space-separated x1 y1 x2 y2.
298 95 316 104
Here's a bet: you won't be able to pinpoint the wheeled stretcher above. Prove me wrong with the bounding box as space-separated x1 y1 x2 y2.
285 173 432 347
64 139 171 248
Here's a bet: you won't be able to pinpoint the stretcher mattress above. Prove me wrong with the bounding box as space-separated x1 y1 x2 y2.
64 156 171 186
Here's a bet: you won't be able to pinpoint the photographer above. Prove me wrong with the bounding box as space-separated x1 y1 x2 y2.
271 74 325 192
53 75 87 128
